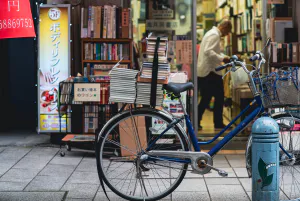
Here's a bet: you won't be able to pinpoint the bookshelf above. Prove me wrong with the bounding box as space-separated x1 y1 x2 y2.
81 38 133 74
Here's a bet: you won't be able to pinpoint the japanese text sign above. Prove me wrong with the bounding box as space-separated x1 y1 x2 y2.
74 84 101 102
176 40 193 64
0 0 36 39
38 5 70 133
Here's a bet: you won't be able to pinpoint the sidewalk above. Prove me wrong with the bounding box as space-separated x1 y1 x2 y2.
0 134 288 201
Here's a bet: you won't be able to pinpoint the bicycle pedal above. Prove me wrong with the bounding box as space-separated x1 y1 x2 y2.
218 170 228 177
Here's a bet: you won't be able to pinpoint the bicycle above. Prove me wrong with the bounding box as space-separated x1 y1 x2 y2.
95 38 300 200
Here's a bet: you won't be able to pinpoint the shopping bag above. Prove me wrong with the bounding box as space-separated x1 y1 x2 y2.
231 67 249 88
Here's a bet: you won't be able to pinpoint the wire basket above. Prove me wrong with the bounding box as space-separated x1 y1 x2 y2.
249 68 300 108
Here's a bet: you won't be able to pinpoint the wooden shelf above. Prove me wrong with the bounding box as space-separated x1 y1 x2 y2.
83 60 131 63
81 38 132 43
271 17 293 21
270 63 300 68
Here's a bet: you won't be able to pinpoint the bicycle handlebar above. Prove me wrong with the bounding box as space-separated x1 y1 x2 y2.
215 63 232 71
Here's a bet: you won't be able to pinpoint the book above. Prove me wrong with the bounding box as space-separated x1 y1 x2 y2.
122 8 129 38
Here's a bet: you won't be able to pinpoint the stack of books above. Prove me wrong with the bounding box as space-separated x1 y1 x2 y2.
109 68 138 103
140 36 170 80
136 83 164 106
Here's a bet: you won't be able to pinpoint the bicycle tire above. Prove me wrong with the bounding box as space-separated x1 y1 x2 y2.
96 108 189 201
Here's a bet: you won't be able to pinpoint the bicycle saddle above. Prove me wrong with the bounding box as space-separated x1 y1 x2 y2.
163 82 194 95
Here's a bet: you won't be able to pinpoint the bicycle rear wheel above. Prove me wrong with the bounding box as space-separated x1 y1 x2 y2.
95 108 189 201
273 113 300 199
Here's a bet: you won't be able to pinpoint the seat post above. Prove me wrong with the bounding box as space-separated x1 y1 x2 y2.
178 96 188 116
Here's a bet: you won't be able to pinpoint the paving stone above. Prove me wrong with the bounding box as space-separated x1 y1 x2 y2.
94 192 128 201
0 192 66 201
25 147 59 159
24 175 68 191
205 178 240 185
204 168 236 178
225 155 246 168
239 178 252 192
38 164 76 177
0 168 40 183
65 199 92 201
50 153 84 166
0 161 17 176
76 157 97 173
172 191 210 201
233 168 249 178
13 157 50 170
174 178 207 192
67 171 99 185
0 147 31 162
62 183 99 199
0 181 29 191
208 184 250 201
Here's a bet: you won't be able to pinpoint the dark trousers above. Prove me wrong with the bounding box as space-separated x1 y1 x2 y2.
198 72 224 127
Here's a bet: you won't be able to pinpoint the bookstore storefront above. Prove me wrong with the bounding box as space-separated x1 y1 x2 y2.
34 0 198 142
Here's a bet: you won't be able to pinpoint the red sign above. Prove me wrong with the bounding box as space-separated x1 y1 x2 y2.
0 0 36 39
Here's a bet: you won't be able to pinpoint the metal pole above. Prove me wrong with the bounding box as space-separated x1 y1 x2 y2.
192 0 198 131
251 117 279 201
262 0 268 74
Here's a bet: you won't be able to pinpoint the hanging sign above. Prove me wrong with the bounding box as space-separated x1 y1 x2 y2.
0 0 36 39
38 5 70 133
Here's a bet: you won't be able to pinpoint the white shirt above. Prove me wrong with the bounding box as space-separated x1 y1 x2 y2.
197 26 225 77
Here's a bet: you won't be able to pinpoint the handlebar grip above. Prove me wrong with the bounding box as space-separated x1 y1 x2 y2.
250 54 259 62
215 65 227 71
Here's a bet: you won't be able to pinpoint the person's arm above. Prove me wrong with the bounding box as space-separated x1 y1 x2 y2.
203 34 226 62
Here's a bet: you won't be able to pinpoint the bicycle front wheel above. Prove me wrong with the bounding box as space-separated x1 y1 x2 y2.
96 108 189 201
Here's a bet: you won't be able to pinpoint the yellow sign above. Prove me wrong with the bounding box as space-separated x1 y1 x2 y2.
38 5 70 132
40 114 68 131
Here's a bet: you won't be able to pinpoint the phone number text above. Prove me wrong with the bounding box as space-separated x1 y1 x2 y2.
0 18 33 30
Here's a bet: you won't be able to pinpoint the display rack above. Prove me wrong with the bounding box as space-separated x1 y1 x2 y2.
58 80 118 156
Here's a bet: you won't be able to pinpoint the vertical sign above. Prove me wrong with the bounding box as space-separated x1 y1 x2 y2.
0 0 36 39
38 5 70 133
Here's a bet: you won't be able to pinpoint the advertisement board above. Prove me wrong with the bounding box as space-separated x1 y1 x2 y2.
38 5 70 133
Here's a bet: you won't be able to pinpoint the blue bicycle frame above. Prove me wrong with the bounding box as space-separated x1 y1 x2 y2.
146 94 292 162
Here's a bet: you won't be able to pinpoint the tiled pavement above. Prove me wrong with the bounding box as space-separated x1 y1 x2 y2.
0 145 281 201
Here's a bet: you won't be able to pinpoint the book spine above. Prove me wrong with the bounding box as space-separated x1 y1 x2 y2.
88 6 92 38
129 8 132 39
112 5 116 39
121 8 129 38
118 7 122 39
100 7 104 38
289 43 293 62
119 44 123 59
94 43 96 60
292 43 298 63
103 6 108 38
81 8 84 38
107 6 111 38
84 43 89 60
272 42 277 63
90 64 94 75
91 6 95 38
83 7 88 38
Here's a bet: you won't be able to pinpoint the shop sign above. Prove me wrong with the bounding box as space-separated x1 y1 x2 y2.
0 0 36 39
146 20 179 31
38 5 70 133
74 83 101 102
152 10 174 19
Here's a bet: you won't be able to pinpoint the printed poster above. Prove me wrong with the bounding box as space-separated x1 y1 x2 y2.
38 5 70 132
176 40 193 64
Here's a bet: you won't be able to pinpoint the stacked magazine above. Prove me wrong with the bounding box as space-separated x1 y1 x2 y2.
140 36 170 80
136 83 164 105
109 67 139 103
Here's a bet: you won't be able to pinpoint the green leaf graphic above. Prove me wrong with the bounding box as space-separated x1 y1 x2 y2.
262 174 273 189
258 158 267 179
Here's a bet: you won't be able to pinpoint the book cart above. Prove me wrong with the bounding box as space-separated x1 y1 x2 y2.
58 79 118 156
